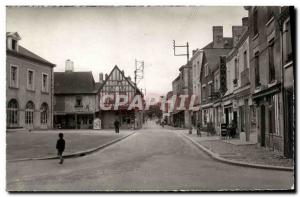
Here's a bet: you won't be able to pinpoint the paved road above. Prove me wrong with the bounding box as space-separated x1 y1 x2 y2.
7 121 294 191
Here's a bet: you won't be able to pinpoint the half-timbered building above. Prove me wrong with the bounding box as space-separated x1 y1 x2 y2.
98 65 144 129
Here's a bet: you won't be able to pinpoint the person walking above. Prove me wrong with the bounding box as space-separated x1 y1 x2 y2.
114 119 120 133
56 133 65 164
197 121 201 137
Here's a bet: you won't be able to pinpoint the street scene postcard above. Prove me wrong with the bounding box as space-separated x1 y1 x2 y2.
6 6 295 192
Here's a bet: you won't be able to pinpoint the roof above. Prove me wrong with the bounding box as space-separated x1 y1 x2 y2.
202 37 233 49
95 82 103 92
6 32 55 67
54 72 96 94
98 65 143 96
202 48 232 72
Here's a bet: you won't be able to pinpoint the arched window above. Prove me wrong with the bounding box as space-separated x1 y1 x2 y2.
40 103 48 124
7 99 18 126
25 101 34 125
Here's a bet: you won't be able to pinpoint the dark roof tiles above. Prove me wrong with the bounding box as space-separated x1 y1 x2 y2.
54 72 97 94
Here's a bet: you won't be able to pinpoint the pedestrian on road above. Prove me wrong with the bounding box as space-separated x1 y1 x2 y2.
56 133 65 164
197 122 201 137
114 119 120 133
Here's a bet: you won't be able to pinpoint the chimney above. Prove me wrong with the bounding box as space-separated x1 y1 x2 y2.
242 17 249 27
105 74 108 80
232 26 246 47
99 73 103 83
65 59 74 72
192 49 198 56
213 26 224 48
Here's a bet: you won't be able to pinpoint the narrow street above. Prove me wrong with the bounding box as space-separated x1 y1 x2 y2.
7 121 293 191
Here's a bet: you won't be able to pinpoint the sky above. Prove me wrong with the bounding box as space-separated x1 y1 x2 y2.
6 6 247 98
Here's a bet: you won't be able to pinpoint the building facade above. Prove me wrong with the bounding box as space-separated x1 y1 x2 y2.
6 32 55 130
191 49 203 127
246 6 294 157
199 26 234 133
53 62 98 129
97 65 144 129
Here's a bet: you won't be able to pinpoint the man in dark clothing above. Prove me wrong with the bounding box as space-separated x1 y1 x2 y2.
56 133 65 164
114 119 120 133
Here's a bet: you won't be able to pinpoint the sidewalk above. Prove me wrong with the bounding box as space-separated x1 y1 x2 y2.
7 129 133 161
180 130 293 168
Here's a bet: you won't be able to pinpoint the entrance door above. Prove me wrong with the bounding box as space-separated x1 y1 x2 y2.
286 91 294 158
260 105 266 147
225 108 229 125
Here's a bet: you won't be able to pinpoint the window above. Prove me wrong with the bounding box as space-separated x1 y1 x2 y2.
202 86 206 100
209 83 213 96
42 74 48 92
7 99 18 126
75 96 82 107
205 64 209 77
234 58 239 81
244 50 248 69
40 103 48 124
283 19 293 64
268 39 276 82
27 69 35 90
203 110 207 125
268 96 276 133
254 52 260 87
10 65 18 88
25 101 34 125
253 8 258 36
11 39 17 50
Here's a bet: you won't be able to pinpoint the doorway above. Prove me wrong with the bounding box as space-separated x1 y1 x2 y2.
260 105 266 147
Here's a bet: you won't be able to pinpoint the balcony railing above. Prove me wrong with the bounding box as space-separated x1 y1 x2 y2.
241 68 250 87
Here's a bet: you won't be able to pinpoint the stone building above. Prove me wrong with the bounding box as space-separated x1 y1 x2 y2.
246 6 295 157
278 6 295 158
199 26 233 132
170 61 193 129
6 32 55 130
190 49 203 127
222 18 255 141
53 61 98 129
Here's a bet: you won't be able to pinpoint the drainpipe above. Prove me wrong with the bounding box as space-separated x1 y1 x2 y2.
280 11 287 158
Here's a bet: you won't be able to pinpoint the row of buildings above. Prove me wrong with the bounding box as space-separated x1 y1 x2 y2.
164 6 294 158
6 32 144 130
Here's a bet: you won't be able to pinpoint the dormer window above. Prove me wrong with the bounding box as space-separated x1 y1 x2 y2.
11 39 17 50
7 32 21 51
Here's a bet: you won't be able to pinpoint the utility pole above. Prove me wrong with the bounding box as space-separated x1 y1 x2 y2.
133 59 145 130
134 59 144 87
173 40 189 64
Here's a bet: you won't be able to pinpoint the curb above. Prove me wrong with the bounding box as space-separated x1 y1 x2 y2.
181 133 294 172
8 132 136 162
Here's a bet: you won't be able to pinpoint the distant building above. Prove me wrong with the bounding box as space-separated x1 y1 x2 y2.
190 49 203 127
53 60 98 129
97 65 144 129
6 32 55 130
171 74 184 127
